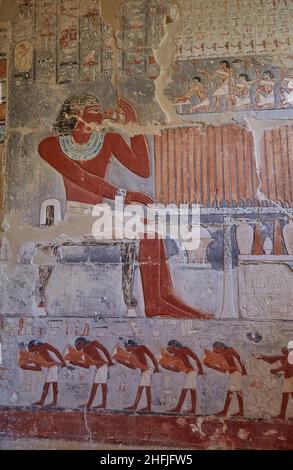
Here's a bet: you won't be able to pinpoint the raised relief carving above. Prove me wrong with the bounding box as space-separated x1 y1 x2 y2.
13 0 35 84
236 221 254 256
183 227 212 265
57 0 80 85
283 220 293 255
0 56 7 143
167 56 293 115
239 263 293 320
35 0 57 82
15 41 33 73
263 237 273 255
175 0 293 59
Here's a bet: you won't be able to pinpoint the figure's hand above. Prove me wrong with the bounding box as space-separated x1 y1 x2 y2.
108 361 114 367
125 191 154 206
154 367 160 374
253 354 263 360
198 370 204 376
118 97 138 124
271 369 279 375
60 362 67 368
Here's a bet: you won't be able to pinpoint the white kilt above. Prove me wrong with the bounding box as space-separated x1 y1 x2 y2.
282 376 293 393
94 364 108 384
140 369 153 387
228 371 242 392
183 371 197 390
46 365 59 383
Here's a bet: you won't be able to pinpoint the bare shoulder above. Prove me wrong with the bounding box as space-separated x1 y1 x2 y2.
38 135 59 154
140 345 152 354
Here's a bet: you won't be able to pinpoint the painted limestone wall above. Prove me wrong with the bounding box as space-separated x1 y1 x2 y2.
0 0 293 449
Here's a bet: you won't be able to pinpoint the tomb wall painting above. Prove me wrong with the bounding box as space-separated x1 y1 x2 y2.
0 0 293 449
0 23 8 217
166 56 293 115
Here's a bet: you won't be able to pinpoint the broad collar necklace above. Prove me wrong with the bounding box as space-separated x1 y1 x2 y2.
59 131 105 161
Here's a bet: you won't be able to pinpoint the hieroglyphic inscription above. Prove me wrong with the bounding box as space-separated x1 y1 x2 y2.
175 0 293 59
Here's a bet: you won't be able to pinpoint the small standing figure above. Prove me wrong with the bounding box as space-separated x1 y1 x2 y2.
255 71 276 109
160 340 204 414
232 74 254 109
71 337 114 411
19 340 66 408
200 60 235 111
280 76 293 107
204 342 247 417
255 346 293 419
114 339 159 413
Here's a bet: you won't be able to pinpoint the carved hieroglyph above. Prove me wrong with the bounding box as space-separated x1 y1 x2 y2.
175 0 293 59
15 41 33 73
239 261 293 320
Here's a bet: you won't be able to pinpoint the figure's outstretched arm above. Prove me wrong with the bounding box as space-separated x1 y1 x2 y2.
205 364 227 374
109 98 150 179
39 137 120 200
109 133 150 178
161 364 180 373
257 355 283 365
44 343 66 367
271 366 284 374
20 363 42 371
116 358 137 370
141 346 159 372
92 341 113 366
231 349 247 375
186 348 204 375
69 360 90 369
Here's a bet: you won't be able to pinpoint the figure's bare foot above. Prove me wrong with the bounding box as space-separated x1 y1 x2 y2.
139 407 152 413
146 299 214 320
92 404 106 411
185 409 196 415
32 401 45 407
274 414 286 420
46 402 57 408
82 403 93 411
215 411 227 417
124 405 137 411
168 407 181 414
163 295 215 320
232 412 244 418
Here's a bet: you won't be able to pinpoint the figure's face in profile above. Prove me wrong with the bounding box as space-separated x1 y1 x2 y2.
263 72 272 81
79 104 104 125
75 342 84 352
167 346 176 354
213 345 222 354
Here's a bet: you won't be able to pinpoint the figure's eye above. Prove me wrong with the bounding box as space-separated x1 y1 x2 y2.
89 107 101 113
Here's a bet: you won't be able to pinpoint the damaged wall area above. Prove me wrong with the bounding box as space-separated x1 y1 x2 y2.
0 0 293 450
